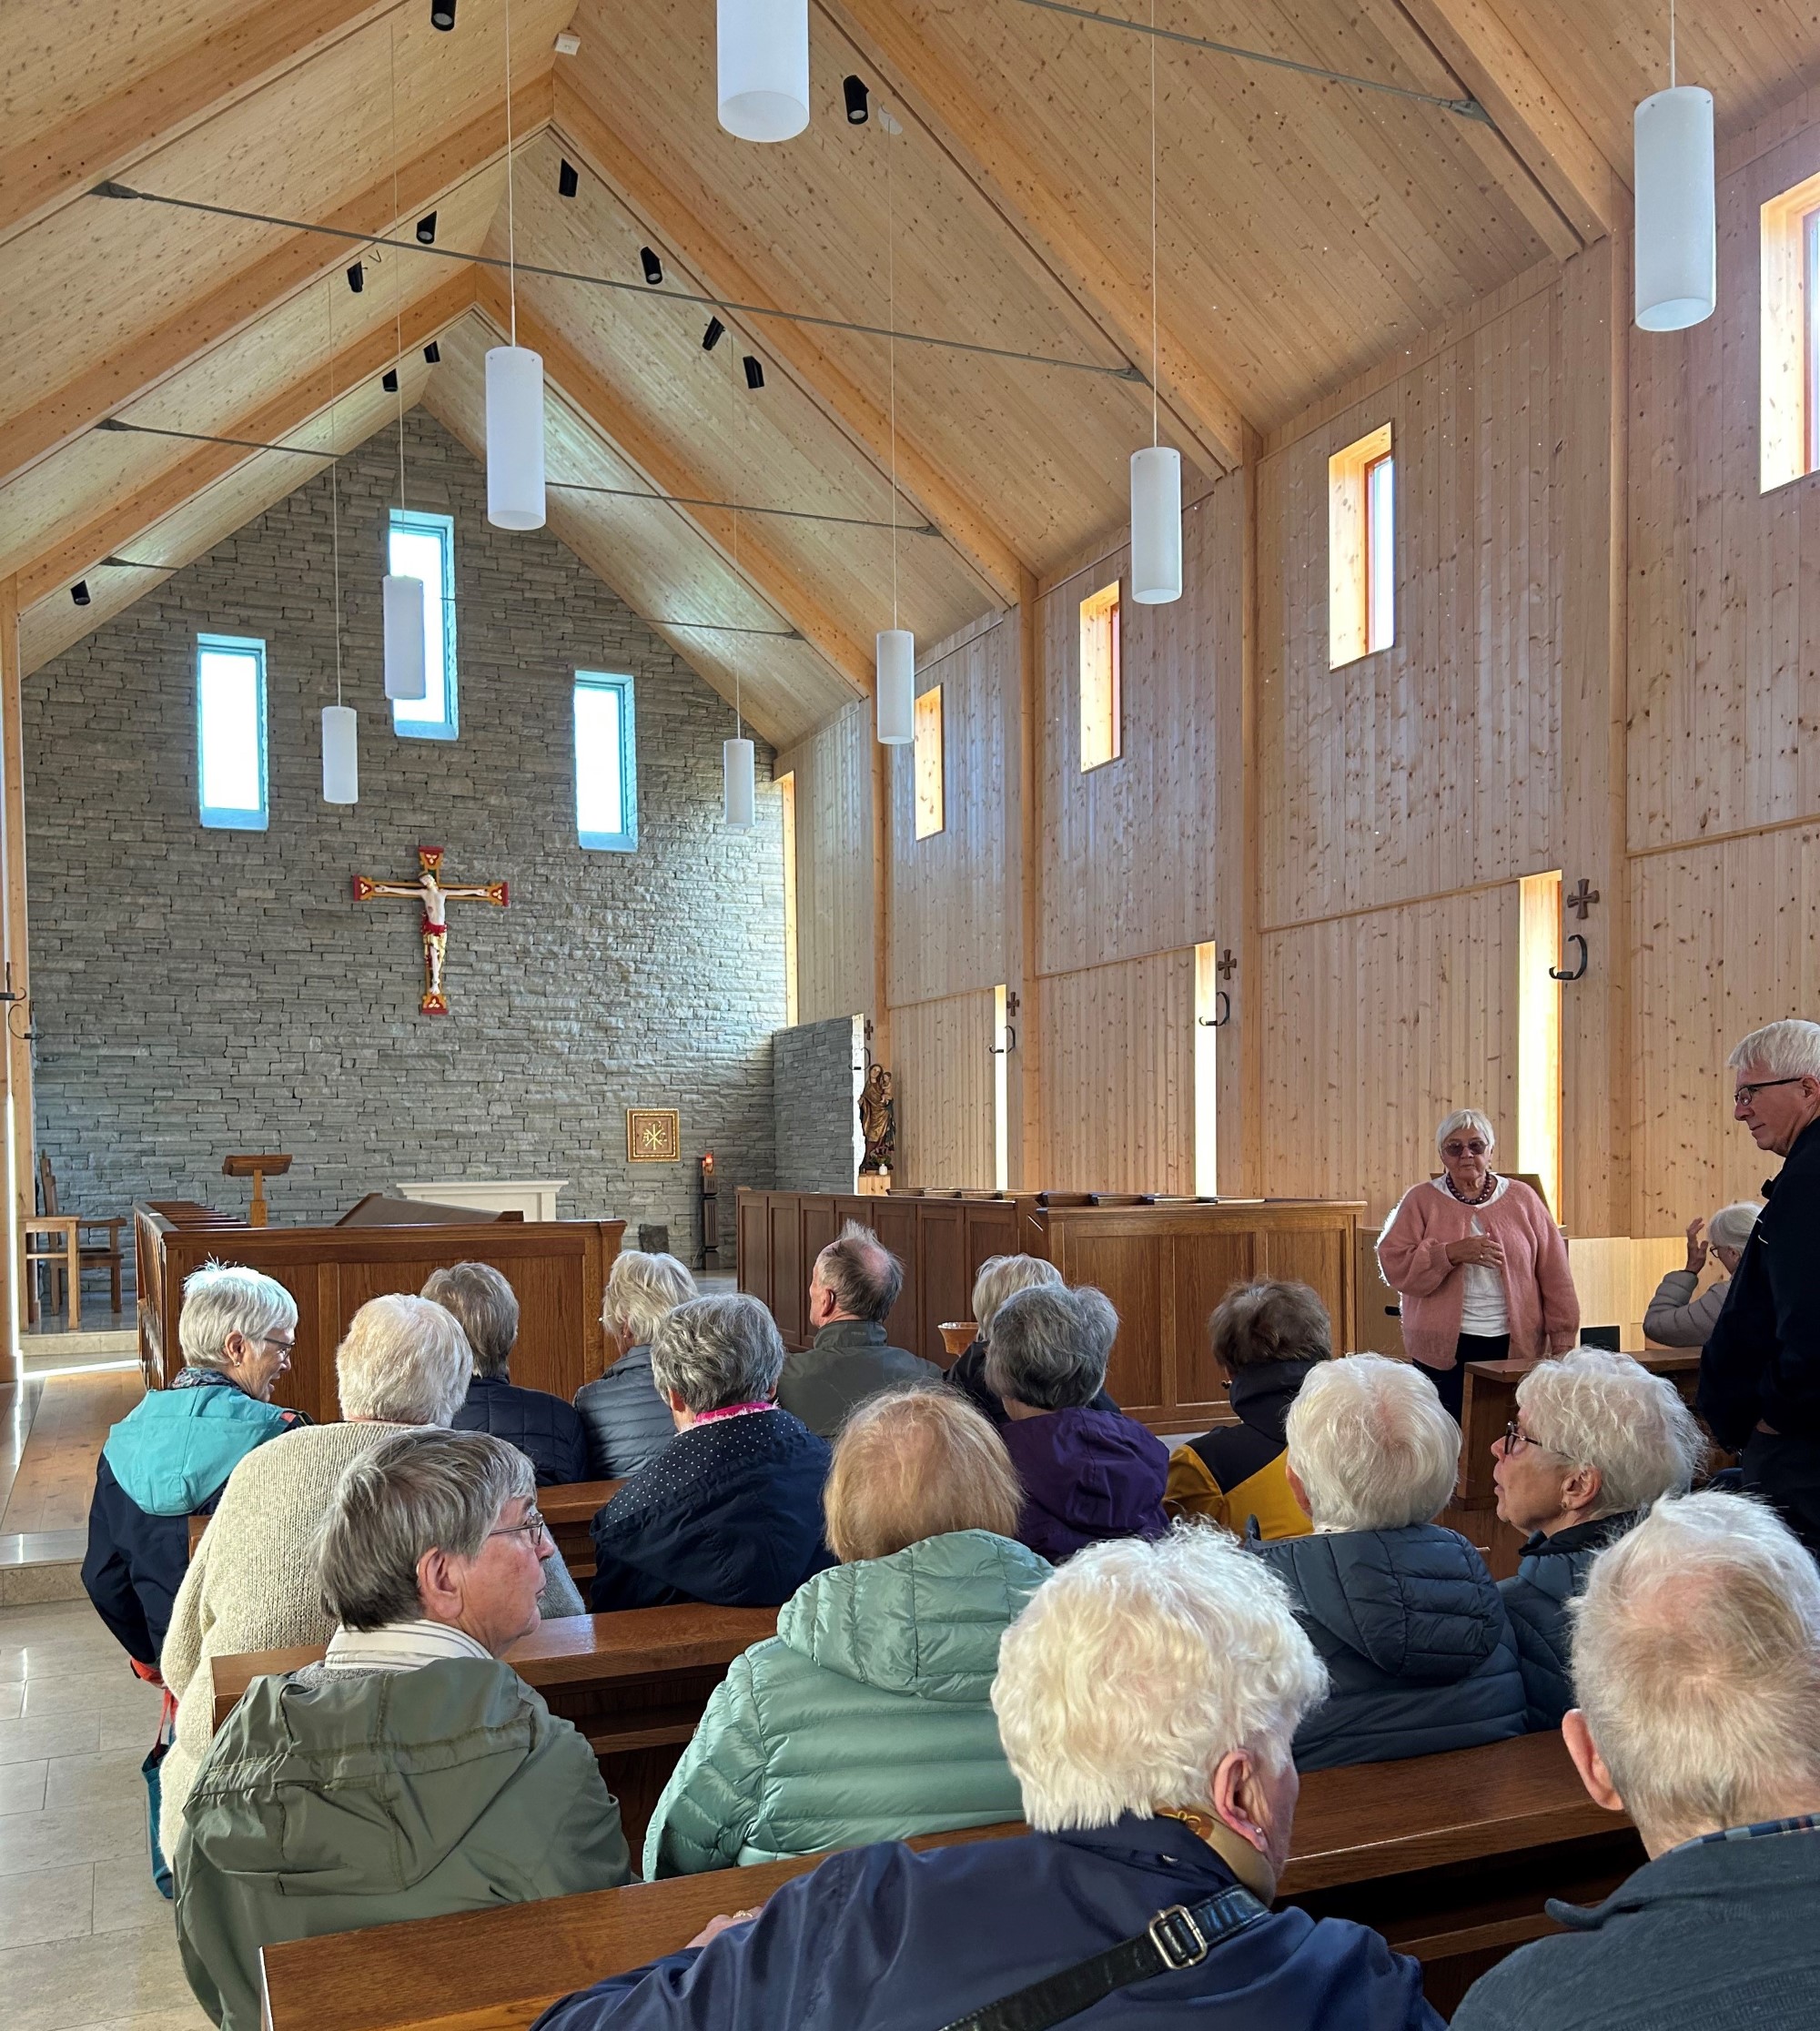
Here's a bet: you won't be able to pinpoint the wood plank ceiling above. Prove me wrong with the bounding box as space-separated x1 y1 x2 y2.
4 0 1820 743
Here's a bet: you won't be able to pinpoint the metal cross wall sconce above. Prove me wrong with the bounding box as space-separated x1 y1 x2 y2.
1551 877 1597 981
1199 949 1236 1026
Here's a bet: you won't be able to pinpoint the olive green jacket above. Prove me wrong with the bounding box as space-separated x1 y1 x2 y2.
175 1659 631 2029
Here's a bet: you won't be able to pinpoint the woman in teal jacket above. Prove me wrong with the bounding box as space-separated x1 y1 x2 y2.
643 1386 1049 1875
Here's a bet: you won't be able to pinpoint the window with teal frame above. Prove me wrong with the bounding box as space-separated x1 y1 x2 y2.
574 672 637 851
196 633 268 830
389 508 458 740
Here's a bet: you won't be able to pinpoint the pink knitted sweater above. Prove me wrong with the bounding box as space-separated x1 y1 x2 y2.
1375 1177 1580 1369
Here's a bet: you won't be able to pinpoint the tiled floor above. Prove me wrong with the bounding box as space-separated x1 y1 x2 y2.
0 1597 210 2031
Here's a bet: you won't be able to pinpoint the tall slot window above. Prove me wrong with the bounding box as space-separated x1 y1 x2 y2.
1329 422 1394 666
574 672 637 851
779 770 800 1026
1760 172 1820 490
1193 942 1221 1197
1517 870 1563 1221
389 508 458 739
914 684 945 839
196 633 268 831
1079 581 1121 770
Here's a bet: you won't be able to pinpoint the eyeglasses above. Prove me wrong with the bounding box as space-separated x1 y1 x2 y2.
1442 1139 1489 1157
1502 1420 1566 1459
488 1509 551 1546
259 1334 296 1355
1735 1077 1805 1107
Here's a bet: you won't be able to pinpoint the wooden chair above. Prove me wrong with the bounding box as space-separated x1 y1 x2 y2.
23 1152 124 1328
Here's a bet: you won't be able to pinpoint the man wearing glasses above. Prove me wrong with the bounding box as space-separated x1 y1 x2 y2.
1701 1018 1820 1555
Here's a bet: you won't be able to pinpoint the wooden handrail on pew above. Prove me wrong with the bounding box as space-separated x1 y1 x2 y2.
258 1729 1642 2031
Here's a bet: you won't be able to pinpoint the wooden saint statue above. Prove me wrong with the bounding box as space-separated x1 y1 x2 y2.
858 1064 896 1176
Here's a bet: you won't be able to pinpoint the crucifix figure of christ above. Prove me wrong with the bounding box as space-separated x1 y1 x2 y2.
351 845 508 1016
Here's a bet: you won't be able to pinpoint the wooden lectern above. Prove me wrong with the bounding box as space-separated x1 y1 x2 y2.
222 1153 291 1227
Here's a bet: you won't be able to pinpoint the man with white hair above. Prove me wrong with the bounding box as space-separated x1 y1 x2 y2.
1701 1016 1820 1552
531 1529 1441 2030
1452 1492 1820 2028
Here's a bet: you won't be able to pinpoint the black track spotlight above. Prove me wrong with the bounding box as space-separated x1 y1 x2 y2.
430 1 455 28
844 75 871 124
347 260 364 294
423 340 441 364
71 581 91 607
640 246 663 286
743 355 764 390
416 211 437 245
702 316 725 351
559 157 580 198
382 368 399 393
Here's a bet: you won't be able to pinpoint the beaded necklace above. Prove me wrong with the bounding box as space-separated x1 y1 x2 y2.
1443 1170 1498 1207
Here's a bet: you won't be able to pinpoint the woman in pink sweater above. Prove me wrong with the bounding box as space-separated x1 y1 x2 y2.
1376 1109 1580 1420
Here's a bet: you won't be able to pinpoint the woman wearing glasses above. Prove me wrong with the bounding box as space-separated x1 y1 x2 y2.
1376 1109 1580 1421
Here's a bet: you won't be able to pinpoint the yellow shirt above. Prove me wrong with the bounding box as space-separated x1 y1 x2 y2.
1166 1441 1311 1541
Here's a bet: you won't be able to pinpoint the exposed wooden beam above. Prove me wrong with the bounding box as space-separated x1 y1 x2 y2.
819 0 1252 476
17 269 478 607
475 274 873 698
0 576 31 1342
551 73 1027 610
0 76 551 489
0 1 406 249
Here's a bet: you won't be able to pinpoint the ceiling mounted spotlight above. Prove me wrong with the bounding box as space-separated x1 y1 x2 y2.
743 355 764 389
423 340 441 364
558 158 580 198
843 75 870 124
702 316 725 350
346 261 364 294
640 247 664 286
430 1 455 28
382 368 399 393
70 581 91 608
416 211 437 245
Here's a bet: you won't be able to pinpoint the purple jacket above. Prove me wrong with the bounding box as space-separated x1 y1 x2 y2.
1000 1407 1169 1563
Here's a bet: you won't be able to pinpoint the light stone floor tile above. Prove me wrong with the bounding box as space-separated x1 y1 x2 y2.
0 1796 149 1876
20 1672 161 1721
93 1854 177 1936
0 1712 104 1764
46 1747 153 1813
0 1682 23 1719
0 1922 207 2031
96 1706 161 1753
0 1755 48 1814
0 1861 96 1949
53 2013 211 2031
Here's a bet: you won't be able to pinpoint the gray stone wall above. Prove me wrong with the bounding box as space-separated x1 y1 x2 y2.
773 1016 862 1192
24 412 784 1255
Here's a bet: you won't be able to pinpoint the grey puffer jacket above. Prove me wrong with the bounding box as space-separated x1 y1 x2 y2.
1250 1522 1527 1771
574 1345 677 1480
1499 1511 1637 1730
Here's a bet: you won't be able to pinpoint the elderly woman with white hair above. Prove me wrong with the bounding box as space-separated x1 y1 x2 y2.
531 1530 1441 2031
1377 1109 1580 1421
1643 1202 1761 1348
176 1429 631 2031
948 1253 1107 1422
574 1249 698 1478
1492 1346 1704 1729
1251 1352 1525 1771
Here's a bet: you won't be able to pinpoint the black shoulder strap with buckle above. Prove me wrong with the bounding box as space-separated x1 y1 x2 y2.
934 1884 1269 2031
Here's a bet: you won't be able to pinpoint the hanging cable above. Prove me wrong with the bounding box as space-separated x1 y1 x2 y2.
327 281 344 710
1149 0 1158 450
888 111 898 634
505 0 518 345
390 19 407 511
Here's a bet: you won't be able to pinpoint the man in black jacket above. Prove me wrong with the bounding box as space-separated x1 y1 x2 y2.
1700 1018 1820 1555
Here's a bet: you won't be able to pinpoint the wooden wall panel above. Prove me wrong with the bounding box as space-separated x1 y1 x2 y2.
893 989 996 1188
776 700 872 1026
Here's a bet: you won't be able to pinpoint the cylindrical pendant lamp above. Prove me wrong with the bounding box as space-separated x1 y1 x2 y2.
1130 445 1182 603
876 630 915 744
1634 86 1715 331
485 345 546 529
717 0 810 142
321 705 359 804
382 574 427 700
723 736 756 827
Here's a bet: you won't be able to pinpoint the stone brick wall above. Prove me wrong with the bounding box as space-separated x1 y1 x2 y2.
24 413 784 1255
773 1016 863 1192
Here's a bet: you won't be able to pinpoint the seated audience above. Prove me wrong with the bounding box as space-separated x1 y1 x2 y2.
643 1386 1050 1875
1493 1345 1704 1729
1168 1278 1329 1540
176 1429 630 2030
775 1222 941 1436
1643 1202 1760 1347
433 1261 590 1485
947 1253 1120 1422
986 1283 1169 1562
532 1529 1441 2031
590 1294 834 1612
1453 1492 1820 2030
1250 1351 1525 1770
575 1248 697 1478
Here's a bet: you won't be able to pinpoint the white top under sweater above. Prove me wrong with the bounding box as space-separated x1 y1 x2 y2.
1430 1174 1512 1336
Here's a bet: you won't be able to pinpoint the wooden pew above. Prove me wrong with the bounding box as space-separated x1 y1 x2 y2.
258 1729 1641 2030
212 1600 773 1853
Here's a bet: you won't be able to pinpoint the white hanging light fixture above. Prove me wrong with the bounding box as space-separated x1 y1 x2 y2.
875 107 915 743
723 735 756 827
717 0 810 143
1129 11 1182 604
382 26 428 700
322 705 359 803
487 0 546 528
1634 0 1714 332
875 628 914 743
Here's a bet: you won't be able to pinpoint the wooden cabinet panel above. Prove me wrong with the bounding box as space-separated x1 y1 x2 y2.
768 1204 805 1346
1051 1228 1166 1418
1175 1229 1259 1413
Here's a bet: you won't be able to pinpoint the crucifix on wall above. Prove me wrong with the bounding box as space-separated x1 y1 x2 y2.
352 845 508 1016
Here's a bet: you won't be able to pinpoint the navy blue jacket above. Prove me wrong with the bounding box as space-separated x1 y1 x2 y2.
530 1814 1441 2031
1701 1117 1820 1445
1252 1523 1526 1770
452 1373 591 1486
589 1408 834 1613
1498 1511 1637 1731
574 1346 676 1480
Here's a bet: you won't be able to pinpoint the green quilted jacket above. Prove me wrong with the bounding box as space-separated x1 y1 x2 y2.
642 1529 1051 1876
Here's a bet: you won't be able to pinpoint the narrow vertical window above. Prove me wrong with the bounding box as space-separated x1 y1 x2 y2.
914 684 944 840
1328 421 1393 667
1806 208 1820 477
1193 942 1221 1197
1365 450 1395 653
1079 581 1121 770
389 509 458 739
1517 870 1563 1221
993 984 1010 1193
196 633 268 831
1759 173 1820 490
574 672 637 851
779 770 800 1026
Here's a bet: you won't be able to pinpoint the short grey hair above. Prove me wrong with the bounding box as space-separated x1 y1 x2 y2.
1286 1353 1461 1531
177 1261 298 1372
1517 1347 1704 1517
1435 1107 1497 1154
993 1529 1329 1829
1728 1018 1820 1081
1571 1491 1820 1847
814 1220 904 1322
984 1284 1118 1411
650 1294 786 1414
420 1262 520 1379
318 1427 534 1630
335 1293 472 1427
1707 1201 1764 1253
970 1254 1062 1336
602 1249 697 1351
